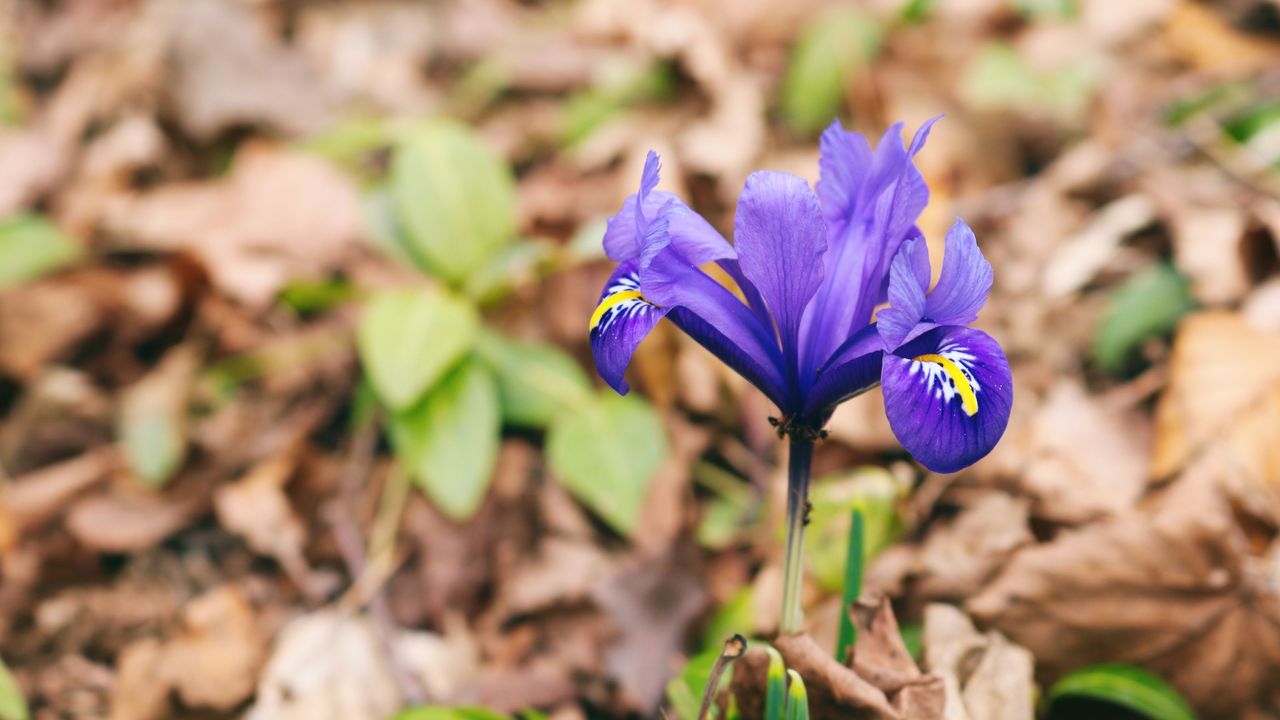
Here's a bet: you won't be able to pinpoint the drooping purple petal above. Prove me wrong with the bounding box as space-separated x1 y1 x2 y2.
640 241 790 408
876 235 930 349
798 120 936 376
732 170 827 357
801 324 885 419
590 259 671 395
923 218 992 327
880 326 1012 474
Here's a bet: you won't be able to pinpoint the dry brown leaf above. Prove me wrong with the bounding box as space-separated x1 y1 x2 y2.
967 461 1280 718
593 546 709 711
65 487 198 553
1163 0 1280 73
213 453 309 580
3 446 118 530
0 130 65 216
109 638 171 720
732 633 899 720
1152 311 1280 478
0 278 102 380
850 596 926 692
922 604 1035 720
162 586 266 711
1169 205 1250 303
913 493 1033 600
103 143 362 306
1042 194 1156 300
247 609 477 720
161 0 333 139
1021 381 1148 522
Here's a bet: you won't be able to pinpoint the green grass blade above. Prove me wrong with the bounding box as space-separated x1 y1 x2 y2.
764 646 786 720
1047 664 1196 720
835 508 864 663
784 669 809 720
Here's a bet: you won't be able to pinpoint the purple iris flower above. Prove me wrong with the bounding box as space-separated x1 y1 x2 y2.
588 119 1011 473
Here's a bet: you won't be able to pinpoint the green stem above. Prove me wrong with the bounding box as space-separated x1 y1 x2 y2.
779 437 814 634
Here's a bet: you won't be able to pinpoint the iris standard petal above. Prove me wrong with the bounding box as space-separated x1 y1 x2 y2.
923 218 992 327
876 235 930 349
590 259 670 394
880 326 1012 474
733 170 827 355
605 152 736 266
799 120 935 375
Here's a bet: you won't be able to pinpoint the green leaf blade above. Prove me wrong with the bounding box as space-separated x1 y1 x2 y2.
390 120 516 284
0 213 82 290
764 646 787 720
358 288 478 410
1047 664 1196 720
0 654 28 720
389 358 501 520
1093 262 1195 375
546 393 667 537
475 330 591 427
780 8 881 135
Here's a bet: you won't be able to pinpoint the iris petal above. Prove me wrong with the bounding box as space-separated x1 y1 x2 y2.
802 324 885 419
641 241 790 408
876 236 930 349
880 326 1012 473
590 259 670 395
733 170 827 357
924 218 992 327
605 151 735 267
799 119 935 376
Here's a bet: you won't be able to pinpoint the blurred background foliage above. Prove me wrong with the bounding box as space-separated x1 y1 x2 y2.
0 0 1279 718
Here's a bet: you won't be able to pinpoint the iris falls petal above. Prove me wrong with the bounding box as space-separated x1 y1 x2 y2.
880 326 1012 473
590 259 670 395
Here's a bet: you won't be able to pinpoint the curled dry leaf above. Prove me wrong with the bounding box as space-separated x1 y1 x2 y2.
922 604 1035 720
967 460 1280 718
850 596 926 693
3 446 117 530
1041 194 1156 300
109 638 170 720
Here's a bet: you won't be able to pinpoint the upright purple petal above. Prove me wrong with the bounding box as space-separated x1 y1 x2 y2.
604 152 735 266
923 218 992 327
880 326 1012 473
590 259 670 394
798 120 935 376
732 171 827 357
876 236 930 349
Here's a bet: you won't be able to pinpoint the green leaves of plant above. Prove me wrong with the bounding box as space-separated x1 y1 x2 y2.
781 7 881 135
546 393 666 537
390 120 516 285
0 655 28 720
392 708 510 720
389 358 500 520
1093 262 1195 374
1047 664 1196 720
358 288 478 411
475 330 591 427
0 213 82 290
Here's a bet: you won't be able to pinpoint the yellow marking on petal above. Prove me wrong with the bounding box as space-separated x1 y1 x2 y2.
589 290 644 331
914 353 979 416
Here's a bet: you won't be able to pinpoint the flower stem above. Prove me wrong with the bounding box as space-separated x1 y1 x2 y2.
780 437 814 634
